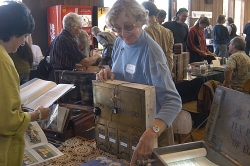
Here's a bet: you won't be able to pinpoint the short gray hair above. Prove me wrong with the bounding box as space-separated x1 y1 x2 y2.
105 0 148 28
91 26 101 36
62 12 82 31
231 37 246 51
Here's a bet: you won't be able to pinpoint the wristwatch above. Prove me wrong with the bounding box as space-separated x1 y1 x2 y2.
35 109 42 120
151 125 160 137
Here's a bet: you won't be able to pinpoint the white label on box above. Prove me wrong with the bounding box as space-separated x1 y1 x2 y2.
99 134 105 139
109 138 116 143
132 146 136 150
120 142 128 147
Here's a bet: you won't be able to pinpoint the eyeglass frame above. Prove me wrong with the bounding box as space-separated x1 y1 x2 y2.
111 21 137 33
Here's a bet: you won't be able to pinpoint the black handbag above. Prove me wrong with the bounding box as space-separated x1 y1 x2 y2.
37 55 52 80
99 35 113 67
37 46 52 80
101 44 113 65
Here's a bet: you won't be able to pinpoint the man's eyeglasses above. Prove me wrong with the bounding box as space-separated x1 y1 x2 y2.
112 22 136 33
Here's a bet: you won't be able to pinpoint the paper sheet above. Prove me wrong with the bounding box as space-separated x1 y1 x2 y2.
160 148 207 163
167 157 218 166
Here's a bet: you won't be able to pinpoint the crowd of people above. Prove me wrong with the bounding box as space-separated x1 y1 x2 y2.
1 0 250 166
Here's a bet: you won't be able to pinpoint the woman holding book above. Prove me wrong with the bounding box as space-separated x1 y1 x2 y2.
0 2 50 165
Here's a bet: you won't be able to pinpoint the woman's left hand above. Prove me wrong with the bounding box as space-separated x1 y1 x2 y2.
130 128 157 166
211 53 217 57
207 52 217 57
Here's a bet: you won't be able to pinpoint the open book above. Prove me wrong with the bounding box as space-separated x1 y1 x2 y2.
23 122 63 166
160 148 217 166
20 78 75 110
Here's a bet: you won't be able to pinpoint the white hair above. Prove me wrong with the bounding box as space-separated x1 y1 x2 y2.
62 12 82 31
105 0 148 28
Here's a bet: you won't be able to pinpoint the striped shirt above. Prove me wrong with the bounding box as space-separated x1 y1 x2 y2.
49 29 86 70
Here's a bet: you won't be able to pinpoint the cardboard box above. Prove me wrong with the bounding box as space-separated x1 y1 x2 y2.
92 80 157 161
152 86 250 165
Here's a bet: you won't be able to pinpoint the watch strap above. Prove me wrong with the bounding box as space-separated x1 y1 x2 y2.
35 109 42 120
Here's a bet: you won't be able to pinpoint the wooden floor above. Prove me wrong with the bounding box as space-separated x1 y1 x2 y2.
174 126 206 144
174 101 207 144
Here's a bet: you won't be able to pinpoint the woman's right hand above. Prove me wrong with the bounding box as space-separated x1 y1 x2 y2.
30 106 50 121
96 68 115 81
37 106 50 120
199 51 207 57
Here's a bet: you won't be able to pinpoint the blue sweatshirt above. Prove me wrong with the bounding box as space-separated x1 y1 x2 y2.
213 24 229 45
111 30 182 126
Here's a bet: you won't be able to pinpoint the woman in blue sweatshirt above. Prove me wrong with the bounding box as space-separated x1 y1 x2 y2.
213 15 230 58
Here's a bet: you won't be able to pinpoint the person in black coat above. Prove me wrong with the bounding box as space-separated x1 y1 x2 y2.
162 8 189 51
226 17 238 46
243 20 250 56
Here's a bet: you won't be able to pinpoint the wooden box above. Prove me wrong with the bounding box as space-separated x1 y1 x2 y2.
173 53 184 82
182 52 190 79
173 52 190 82
152 86 250 165
173 43 183 54
43 104 94 142
92 80 157 161
68 108 94 136
54 70 97 106
60 104 94 136
42 128 73 142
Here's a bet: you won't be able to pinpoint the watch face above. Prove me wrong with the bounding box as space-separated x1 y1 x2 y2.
152 126 160 132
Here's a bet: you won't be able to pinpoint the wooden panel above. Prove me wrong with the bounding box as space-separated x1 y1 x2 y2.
22 0 103 55
92 80 157 161
243 0 250 28
189 0 223 26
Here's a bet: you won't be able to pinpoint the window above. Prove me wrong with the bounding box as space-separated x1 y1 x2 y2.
0 0 21 5
223 0 244 35
104 0 116 8
234 0 244 35
177 0 188 11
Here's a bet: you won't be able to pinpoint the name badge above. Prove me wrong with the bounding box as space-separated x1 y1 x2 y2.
126 64 136 74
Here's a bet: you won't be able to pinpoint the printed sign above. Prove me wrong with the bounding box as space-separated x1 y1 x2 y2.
192 11 212 18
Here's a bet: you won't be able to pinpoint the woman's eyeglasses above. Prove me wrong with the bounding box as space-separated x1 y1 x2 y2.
112 22 136 33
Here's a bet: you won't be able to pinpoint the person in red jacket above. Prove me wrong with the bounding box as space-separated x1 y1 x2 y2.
187 17 216 63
